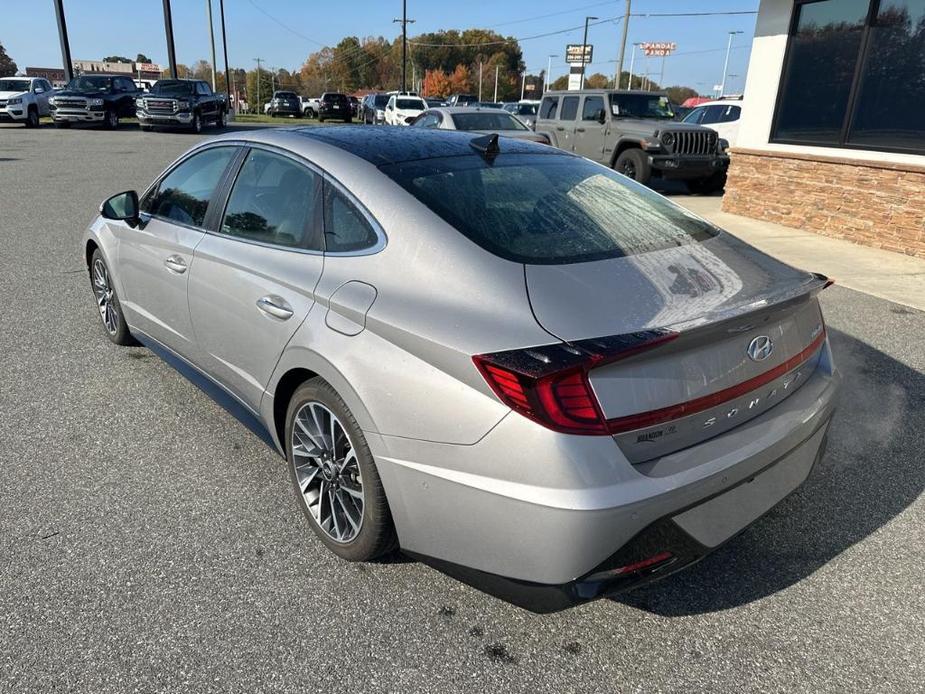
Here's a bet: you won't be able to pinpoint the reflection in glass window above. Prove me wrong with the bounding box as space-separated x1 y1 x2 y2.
147 147 235 227
848 0 925 150
221 150 319 248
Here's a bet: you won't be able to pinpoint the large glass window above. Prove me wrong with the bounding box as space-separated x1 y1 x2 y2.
581 96 605 121
773 0 925 153
145 147 236 227
221 150 320 248
560 96 580 121
848 0 925 149
380 153 716 265
539 96 558 119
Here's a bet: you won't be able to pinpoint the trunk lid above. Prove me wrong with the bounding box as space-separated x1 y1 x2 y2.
525 233 829 462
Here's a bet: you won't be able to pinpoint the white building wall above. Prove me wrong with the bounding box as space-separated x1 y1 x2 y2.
738 0 923 166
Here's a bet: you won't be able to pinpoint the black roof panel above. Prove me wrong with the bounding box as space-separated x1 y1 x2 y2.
292 126 563 166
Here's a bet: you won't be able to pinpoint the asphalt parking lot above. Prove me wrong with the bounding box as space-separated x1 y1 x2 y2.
1 122 923 693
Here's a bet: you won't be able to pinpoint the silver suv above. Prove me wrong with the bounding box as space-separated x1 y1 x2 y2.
535 89 729 193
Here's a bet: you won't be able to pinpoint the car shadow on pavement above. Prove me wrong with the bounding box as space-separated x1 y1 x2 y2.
615 327 924 616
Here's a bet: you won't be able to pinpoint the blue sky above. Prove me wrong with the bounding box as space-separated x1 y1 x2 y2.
2 0 758 92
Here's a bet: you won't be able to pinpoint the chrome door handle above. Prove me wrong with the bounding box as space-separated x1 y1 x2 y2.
164 255 187 274
256 295 294 320
555 126 564 131
576 127 586 132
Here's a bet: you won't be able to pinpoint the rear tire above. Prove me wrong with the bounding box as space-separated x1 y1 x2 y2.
686 171 728 195
25 107 39 128
286 378 397 561
614 148 651 185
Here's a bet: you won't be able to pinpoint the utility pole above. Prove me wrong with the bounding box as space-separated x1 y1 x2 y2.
52 0 74 83
393 1 415 92
163 0 178 79
218 0 232 112
493 65 499 103
545 54 557 93
580 16 598 90
615 0 631 88
628 43 638 90
205 0 217 90
253 57 263 112
719 30 743 98
520 72 526 100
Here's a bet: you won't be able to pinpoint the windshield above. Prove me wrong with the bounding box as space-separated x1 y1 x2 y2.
65 76 112 92
151 80 194 96
381 153 715 264
610 93 674 119
0 79 31 93
452 112 528 131
516 104 538 116
396 98 425 110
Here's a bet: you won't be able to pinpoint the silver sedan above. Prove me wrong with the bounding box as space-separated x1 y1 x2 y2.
83 126 839 612
410 106 550 144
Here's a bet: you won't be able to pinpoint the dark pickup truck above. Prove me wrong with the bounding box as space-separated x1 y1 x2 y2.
49 74 141 129
136 79 228 133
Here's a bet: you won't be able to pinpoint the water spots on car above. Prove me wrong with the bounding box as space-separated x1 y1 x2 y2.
562 642 582 655
468 625 484 638
438 605 456 619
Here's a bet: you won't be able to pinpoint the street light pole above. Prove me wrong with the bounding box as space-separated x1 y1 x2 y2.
545 54 557 93
627 43 638 90
52 0 74 83
580 16 598 90
218 0 232 111
719 30 743 98
205 0 217 91
163 0 178 78
614 0 631 88
520 71 526 100
478 61 483 101
493 65 499 103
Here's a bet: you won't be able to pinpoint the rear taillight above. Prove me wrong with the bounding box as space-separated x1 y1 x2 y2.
473 330 678 436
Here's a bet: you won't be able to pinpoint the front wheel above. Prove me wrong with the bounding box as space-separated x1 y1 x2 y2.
190 111 202 133
286 378 396 561
614 148 651 185
216 109 227 128
89 250 135 346
104 109 119 130
686 171 728 195
25 107 39 128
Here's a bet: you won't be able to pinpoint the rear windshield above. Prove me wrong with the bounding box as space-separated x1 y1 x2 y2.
452 112 527 131
380 153 716 264
323 93 347 101
397 98 425 110
516 104 538 115
275 91 297 99
374 95 389 107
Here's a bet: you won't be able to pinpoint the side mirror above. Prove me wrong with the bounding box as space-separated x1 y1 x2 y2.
100 190 140 228
35 87 45 94
597 109 607 124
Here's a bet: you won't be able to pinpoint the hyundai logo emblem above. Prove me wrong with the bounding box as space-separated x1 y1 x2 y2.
747 335 774 362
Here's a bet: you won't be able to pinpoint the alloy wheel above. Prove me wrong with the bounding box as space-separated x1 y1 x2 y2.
291 402 364 543
621 160 637 179
92 258 119 335
107 110 118 129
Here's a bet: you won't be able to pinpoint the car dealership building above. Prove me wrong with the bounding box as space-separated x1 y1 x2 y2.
723 0 925 258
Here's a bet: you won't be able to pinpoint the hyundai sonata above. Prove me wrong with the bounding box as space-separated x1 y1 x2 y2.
83 127 839 612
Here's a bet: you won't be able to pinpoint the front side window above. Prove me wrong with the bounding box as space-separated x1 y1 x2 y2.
144 147 236 227
610 93 674 119
700 105 726 125
221 150 320 249
539 96 558 119
324 186 379 253
581 96 605 121
560 96 580 121
413 113 441 128
381 153 715 264
719 105 741 123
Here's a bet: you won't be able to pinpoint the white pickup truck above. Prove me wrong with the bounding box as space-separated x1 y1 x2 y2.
300 96 320 118
0 77 55 128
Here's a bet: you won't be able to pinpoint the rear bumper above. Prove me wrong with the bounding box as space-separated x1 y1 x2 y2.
649 153 729 179
375 340 839 603
270 106 302 116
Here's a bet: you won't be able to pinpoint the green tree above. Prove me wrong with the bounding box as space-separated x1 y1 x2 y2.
585 72 610 89
666 85 699 105
135 53 152 64
103 55 133 63
246 67 275 110
0 42 16 77
550 75 569 90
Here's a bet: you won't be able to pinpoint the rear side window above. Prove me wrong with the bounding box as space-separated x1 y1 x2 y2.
220 149 321 249
324 185 379 253
539 96 558 119
560 96 579 120
380 153 716 264
144 147 236 227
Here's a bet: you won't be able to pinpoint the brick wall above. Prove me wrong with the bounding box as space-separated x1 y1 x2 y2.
722 148 925 258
